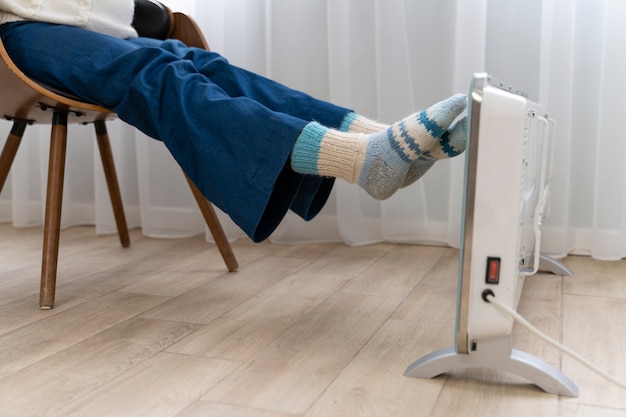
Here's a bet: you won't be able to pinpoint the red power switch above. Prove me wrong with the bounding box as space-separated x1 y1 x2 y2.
485 257 501 284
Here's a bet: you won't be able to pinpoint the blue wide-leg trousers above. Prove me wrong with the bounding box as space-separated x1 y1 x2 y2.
0 22 351 241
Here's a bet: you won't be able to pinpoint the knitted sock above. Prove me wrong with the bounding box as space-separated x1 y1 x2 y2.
291 94 467 199
402 117 467 185
341 108 468 187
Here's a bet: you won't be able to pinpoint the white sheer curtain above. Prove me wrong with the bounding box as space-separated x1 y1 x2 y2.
1 0 625 260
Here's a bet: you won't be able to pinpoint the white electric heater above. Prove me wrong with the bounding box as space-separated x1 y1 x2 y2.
404 73 578 397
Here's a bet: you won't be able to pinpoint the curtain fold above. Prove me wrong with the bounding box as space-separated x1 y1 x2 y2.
1 0 625 260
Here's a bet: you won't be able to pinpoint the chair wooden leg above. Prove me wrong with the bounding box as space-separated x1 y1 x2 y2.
94 121 130 248
184 174 238 272
0 120 27 193
40 112 69 309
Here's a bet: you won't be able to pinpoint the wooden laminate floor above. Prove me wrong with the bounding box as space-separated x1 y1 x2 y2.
1 223 625 417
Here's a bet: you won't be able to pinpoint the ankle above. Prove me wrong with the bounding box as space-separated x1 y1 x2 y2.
291 122 366 182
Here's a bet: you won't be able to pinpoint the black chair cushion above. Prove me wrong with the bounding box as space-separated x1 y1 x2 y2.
132 0 171 40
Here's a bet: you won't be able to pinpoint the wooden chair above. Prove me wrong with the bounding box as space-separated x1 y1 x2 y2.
0 0 238 309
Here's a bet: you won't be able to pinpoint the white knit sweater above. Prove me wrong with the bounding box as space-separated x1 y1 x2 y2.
0 0 138 39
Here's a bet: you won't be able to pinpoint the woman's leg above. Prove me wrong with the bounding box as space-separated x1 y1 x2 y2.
0 22 319 241
139 38 351 130
127 37 342 228
0 22 467 237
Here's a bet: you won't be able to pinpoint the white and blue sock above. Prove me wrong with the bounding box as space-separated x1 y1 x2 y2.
290 94 467 199
340 104 467 187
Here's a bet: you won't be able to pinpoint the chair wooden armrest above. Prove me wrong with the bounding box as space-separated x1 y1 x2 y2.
170 12 210 49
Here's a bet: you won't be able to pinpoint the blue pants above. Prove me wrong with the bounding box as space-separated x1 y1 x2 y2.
0 22 351 241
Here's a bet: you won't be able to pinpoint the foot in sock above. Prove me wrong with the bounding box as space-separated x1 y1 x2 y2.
290 93 467 199
402 115 468 186
342 101 468 187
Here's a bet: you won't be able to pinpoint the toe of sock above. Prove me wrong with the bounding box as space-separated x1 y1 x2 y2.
425 94 468 131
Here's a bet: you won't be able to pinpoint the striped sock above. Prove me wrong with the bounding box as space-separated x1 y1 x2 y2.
290 94 467 199
401 119 467 185
342 106 467 187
